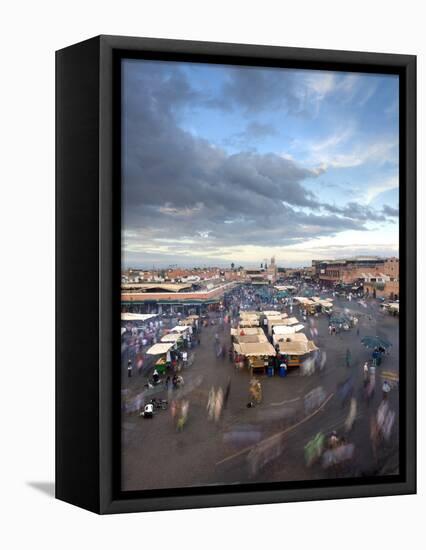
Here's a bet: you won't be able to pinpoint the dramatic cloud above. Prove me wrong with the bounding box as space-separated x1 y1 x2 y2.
121 60 399 267
207 67 303 114
382 204 399 217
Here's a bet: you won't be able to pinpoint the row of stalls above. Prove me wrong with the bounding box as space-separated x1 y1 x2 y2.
145 319 199 374
232 309 318 376
265 310 317 369
121 312 160 336
264 311 304 338
274 285 296 300
293 296 333 315
231 326 276 375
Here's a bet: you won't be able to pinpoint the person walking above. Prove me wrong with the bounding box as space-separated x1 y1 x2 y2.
382 380 391 400
363 362 369 386
137 356 144 376
224 378 231 408
345 348 352 368
127 359 133 378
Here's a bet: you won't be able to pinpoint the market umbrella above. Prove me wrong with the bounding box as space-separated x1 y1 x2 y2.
330 314 350 325
361 336 392 350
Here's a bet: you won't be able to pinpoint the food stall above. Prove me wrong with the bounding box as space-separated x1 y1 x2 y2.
277 333 318 369
239 311 260 327
146 342 175 374
160 332 183 350
272 323 305 345
233 341 276 375
179 315 200 328
120 312 159 337
267 315 299 336
311 297 333 314
231 327 265 338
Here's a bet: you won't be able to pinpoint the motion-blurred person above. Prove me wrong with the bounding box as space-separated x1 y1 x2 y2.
328 431 340 449
304 432 325 467
214 388 224 422
207 387 215 420
363 362 369 385
365 375 376 405
137 355 144 376
345 348 352 368
382 380 391 400
344 398 357 433
224 378 231 408
176 400 189 431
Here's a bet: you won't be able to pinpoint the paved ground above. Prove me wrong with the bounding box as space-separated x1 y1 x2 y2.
121 292 399 491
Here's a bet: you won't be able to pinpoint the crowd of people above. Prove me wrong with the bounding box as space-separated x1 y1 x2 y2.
121 278 398 479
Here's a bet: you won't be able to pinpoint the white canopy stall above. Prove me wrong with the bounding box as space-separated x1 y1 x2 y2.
146 342 175 355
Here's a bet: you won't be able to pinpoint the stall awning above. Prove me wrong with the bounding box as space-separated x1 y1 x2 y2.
161 333 182 343
239 320 260 327
234 341 276 357
235 333 268 344
294 297 313 304
282 317 300 326
121 313 158 322
231 327 264 336
170 325 191 333
146 342 174 355
275 285 296 291
273 324 304 335
278 338 317 356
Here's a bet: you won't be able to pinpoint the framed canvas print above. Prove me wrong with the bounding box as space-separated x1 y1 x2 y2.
56 35 416 514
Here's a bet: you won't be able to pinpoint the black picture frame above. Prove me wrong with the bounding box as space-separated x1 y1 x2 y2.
56 35 416 514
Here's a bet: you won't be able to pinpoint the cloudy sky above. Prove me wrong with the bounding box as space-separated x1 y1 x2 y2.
122 58 399 268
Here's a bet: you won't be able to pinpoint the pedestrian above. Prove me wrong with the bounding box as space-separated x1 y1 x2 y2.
382 380 391 400
137 356 144 375
363 362 369 385
344 398 357 433
329 431 339 449
224 378 231 408
127 359 132 378
345 348 351 368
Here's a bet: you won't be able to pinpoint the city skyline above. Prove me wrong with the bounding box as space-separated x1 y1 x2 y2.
122 59 399 268
123 254 399 273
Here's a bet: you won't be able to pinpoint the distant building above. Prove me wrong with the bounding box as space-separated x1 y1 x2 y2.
121 280 237 314
245 257 277 284
266 257 278 283
383 257 399 280
312 256 387 285
224 269 245 281
311 256 399 300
